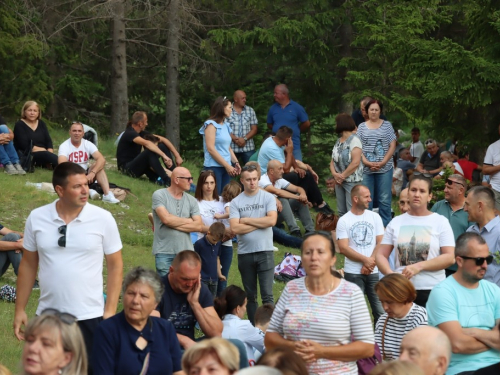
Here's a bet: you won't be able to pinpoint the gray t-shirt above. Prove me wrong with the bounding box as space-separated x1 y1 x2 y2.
152 189 200 255
230 189 277 254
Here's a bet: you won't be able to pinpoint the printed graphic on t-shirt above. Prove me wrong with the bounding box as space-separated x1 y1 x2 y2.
238 204 265 212
167 303 194 332
68 151 89 164
397 226 431 266
350 221 375 248
366 139 385 162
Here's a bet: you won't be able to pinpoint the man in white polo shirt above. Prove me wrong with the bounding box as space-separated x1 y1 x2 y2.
58 121 119 203
13 162 123 370
259 159 314 237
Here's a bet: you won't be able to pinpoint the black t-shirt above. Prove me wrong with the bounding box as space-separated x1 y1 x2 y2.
156 273 214 340
0 115 6 125
116 127 147 169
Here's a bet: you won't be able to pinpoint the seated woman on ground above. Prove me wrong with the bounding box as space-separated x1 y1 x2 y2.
21 309 87 375
14 101 58 170
92 267 182 375
215 285 265 366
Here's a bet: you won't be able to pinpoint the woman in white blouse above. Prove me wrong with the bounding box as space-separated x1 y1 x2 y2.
265 232 375 375
214 285 265 366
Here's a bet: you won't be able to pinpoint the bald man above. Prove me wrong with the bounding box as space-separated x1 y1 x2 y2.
400 326 451 375
398 188 410 214
228 90 258 164
152 167 202 275
267 84 310 161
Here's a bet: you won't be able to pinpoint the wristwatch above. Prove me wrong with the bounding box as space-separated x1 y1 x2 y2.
243 136 248 141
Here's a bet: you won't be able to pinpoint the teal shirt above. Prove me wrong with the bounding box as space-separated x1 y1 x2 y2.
427 276 500 375
431 199 474 271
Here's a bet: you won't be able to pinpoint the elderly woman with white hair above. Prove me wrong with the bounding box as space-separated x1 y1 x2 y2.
92 267 182 375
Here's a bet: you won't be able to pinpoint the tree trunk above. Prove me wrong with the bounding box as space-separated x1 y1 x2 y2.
165 0 181 150
339 10 353 114
110 0 128 136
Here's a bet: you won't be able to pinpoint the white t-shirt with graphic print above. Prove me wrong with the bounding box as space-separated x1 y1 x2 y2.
381 212 455 290
336 210 385 274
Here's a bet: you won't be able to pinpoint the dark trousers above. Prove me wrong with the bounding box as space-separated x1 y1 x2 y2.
78 316 103 375
414 289 431 308
33 151 58 169
123 143 174 184
283 171 324 206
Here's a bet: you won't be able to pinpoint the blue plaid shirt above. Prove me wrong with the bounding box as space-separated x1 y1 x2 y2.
228 105 258 153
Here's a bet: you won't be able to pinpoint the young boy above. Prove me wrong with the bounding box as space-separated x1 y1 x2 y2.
194 222 226 297
252 304 274 361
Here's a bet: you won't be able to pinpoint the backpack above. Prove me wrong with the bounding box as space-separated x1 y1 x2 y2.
274 252 306 283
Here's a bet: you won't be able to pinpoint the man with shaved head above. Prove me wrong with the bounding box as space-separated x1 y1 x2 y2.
228 90 259 164
259 159 314 237
152 167 202 275
267 84 310 161
400 326 451 375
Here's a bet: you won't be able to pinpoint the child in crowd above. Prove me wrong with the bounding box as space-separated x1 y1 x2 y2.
194 222 226 297
213 180 242 295
254 303 274 334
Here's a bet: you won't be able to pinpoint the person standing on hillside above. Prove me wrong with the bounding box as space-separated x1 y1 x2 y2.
229 90 259 164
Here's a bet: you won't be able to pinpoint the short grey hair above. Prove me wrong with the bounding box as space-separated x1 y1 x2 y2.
122 267 164 302
455 232 486 257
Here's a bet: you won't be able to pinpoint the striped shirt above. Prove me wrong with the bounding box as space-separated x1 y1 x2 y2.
374 303 428 361
228 105 258 153
268 278 374 375
357 121 396 174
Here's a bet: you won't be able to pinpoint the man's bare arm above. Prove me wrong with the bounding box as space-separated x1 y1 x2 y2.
14 251 39 340
439 321 489 354
103 251 123 319
240 211 277 229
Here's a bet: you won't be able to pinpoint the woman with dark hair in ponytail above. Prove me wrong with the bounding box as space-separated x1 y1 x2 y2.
215 285 265 364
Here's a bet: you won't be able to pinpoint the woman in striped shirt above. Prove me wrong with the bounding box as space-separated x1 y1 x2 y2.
265 232 375 375
374 273 428 361
356 100 397 227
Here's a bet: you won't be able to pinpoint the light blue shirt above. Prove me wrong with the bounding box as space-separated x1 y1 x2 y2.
427 276 500 375
222 314 265 363
467 215 500 286
199 120 232 168
258 137 285 174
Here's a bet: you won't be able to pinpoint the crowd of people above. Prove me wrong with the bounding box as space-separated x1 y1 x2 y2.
1 90 500 375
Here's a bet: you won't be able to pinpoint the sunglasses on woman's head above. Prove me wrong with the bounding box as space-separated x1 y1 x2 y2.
41 308 77 325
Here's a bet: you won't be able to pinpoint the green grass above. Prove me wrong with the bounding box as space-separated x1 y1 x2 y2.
0 129 343 373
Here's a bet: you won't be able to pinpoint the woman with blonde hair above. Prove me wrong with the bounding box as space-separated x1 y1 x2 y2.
14 101 58 169
182 337 239 375
374 273 427 361
21 310 87 375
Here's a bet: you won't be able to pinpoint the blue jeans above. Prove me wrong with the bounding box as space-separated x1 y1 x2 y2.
216 245 233 296
0 233 22 276
363 170 393 227
344 272 385 323
0 125 19 165
235 151 254 165
238 251 275 324
155 253 176 277
272 227 302 249
335 181 359 217
204 166 230 196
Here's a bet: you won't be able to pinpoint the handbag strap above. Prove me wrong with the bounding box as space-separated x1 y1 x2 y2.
381 315 390 361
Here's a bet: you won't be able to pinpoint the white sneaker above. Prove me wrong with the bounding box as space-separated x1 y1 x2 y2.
102 192 120 204
89 189 101 200
273 246 279 252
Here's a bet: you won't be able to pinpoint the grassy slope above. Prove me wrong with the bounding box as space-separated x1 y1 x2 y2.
0 129 341 373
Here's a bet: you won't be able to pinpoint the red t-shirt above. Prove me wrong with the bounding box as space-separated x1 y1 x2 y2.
457 159 478 181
